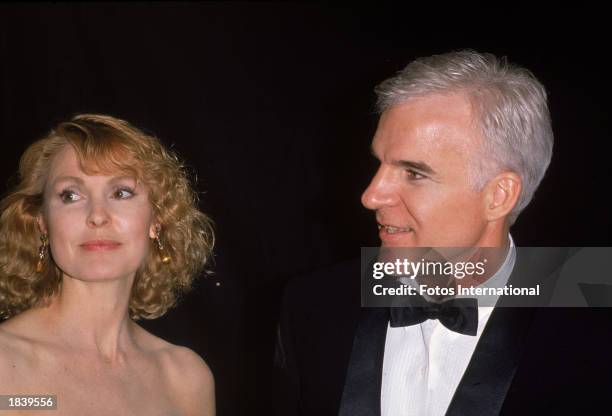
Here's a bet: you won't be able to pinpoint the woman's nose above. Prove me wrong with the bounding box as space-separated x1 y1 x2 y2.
86 199 110 228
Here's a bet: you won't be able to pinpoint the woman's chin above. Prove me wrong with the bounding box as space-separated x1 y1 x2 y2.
60 268 136 284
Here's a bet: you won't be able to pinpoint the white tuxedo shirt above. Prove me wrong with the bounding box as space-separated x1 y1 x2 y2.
381 237 516 416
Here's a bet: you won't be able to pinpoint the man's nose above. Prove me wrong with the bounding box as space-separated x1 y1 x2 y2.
86 198 111 228
361 166 398 210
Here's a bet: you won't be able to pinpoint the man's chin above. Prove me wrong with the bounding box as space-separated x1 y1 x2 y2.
381 240 418 248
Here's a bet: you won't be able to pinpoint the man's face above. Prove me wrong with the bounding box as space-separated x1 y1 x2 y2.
361 93 492 248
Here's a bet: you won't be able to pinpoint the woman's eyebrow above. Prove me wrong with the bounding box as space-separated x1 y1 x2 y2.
108 175 140 187
109 175 136 183
51 176 84 186
50 175 139 189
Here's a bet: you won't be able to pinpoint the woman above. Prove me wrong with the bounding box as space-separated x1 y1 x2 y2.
0 114 215 415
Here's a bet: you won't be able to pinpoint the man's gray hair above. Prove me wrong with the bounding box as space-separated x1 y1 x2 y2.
375 50 553 224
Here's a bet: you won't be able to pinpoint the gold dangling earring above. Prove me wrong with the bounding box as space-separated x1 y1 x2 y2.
36 234 48 273
156 229 171 264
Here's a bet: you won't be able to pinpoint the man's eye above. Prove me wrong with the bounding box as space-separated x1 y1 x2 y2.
113 188 135 199
406 170 426 180
59 190 80 203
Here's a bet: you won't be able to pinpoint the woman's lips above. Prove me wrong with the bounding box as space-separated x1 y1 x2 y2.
80 240 121 251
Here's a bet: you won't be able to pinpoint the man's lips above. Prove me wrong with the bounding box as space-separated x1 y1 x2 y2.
80 240 122 251
378 223 414 234
377 223 414 242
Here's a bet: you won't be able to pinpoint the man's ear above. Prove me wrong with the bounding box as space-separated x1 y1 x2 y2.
483 171 522 222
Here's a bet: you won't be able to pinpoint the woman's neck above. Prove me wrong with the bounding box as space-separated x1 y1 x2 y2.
42 274 137 363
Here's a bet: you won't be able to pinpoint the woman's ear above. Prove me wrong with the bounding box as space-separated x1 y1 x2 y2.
37 214 48 235
150 223 161 239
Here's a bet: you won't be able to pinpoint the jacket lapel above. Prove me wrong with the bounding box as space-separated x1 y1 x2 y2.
339 308 389 416
445 307 536 416
447 247 571 415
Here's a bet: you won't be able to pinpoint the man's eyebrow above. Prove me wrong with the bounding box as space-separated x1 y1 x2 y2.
370 144 437 176
393 159 437 176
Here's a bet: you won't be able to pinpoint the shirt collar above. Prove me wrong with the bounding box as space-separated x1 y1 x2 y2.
479 233 516 290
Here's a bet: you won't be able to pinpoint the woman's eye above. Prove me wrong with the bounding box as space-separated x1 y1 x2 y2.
113 188 135 199
59 190 80 203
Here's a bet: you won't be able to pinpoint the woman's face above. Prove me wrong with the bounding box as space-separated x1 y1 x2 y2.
39 145 157 283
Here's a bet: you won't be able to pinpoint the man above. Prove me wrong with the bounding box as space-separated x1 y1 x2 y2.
275 51 611 415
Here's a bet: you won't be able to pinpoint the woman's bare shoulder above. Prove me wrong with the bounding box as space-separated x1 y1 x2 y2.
0 316 42 390
0 321 19 363
0 313 42 356
132 324 215 415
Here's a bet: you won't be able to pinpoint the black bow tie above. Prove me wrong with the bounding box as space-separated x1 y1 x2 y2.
389 297 479 336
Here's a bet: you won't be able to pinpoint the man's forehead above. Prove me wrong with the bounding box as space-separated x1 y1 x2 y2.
372 93 481 161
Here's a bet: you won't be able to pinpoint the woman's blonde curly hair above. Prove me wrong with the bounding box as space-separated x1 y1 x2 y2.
0 114 214 320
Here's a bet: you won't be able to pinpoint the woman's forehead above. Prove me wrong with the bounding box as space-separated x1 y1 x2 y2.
47 144 140 185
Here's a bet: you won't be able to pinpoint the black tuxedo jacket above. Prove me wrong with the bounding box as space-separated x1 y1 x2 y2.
274 253 612 415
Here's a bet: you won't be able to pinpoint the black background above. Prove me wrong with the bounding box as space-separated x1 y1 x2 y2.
1 4 610 415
